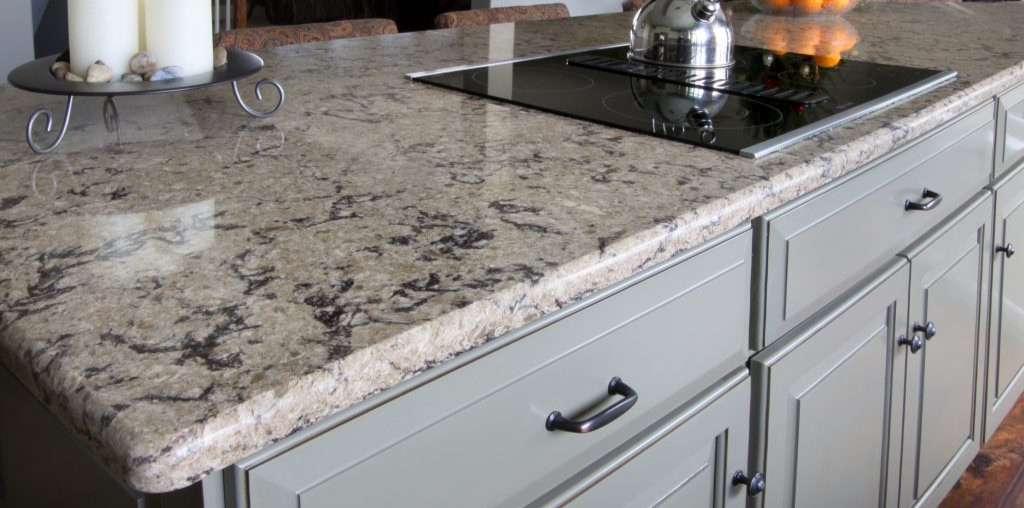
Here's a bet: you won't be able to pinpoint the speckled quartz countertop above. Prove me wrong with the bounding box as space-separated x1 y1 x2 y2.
2 2 1023 494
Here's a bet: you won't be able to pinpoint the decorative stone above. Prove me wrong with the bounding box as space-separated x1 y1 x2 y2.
129 52 158 75
213 46 228 68
121 73 143 83
50 61 70 80
65 72 84 82
149 66 184 81
85 61 113 83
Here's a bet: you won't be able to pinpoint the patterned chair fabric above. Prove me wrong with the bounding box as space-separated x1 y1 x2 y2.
622 0 648 11
434 3 571 29
214 18 398 50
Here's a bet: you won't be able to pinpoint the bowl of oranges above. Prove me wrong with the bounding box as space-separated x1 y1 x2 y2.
751 0 858 15
742 14 859 68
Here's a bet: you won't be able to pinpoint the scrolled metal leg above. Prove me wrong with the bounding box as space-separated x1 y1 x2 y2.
103 96 120 132
26 96 74 154
103 96 122 145
232 78 285 118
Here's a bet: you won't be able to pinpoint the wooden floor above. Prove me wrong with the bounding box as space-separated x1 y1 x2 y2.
940 392 1024 508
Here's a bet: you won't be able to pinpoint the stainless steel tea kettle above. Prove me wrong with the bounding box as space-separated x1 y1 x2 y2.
628 0 734 69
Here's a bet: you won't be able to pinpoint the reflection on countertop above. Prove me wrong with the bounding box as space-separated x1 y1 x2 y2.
1 2 1023 494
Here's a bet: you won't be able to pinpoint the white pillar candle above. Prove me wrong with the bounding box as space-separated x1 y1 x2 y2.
145 0 213 78
138 0 147 50
68 0 139 77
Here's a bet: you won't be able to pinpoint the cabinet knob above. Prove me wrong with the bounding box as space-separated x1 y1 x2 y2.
733 470 766 497
898 334 923 353
913 322 937 340
997 243 1016 258
546 377 638 433
904 188 943 212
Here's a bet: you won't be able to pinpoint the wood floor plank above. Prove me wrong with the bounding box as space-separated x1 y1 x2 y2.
940 393 1024 508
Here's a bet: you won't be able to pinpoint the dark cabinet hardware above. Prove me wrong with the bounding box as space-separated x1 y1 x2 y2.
913 322 937 340
997 243 1016 258
899 334 924 353
905 188 943 211
733 470 766 497
546 377 638 433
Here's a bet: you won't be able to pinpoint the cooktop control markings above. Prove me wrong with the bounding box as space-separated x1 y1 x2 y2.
566 55 830 106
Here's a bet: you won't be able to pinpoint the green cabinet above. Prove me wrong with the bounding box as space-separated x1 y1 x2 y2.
237 230 753 508
897 193 991 508
757 103 994 347
996 82 1024 177
540 369 753 508
750 193 992 508
751 258 909 508
986 165 1024 438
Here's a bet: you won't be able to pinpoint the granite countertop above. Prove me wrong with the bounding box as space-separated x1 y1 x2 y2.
2 2 1023 494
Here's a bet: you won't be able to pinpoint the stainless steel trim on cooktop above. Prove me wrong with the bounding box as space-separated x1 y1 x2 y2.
739 70 957 158
404 43 628 80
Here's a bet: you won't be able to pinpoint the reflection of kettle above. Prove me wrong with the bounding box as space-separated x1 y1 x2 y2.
629 72 729 143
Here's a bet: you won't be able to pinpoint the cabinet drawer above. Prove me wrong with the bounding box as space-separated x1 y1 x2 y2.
244 230 752 508
761 103 993 345
548 370 751 508
997 82 1024 176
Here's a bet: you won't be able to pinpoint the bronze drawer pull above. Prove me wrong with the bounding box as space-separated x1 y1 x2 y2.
905 188 943 212
546 377 638 433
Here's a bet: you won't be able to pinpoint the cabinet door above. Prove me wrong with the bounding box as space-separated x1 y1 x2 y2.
899 193 991 508
988 167 1024 437
751 259 909 508
544 370 751 508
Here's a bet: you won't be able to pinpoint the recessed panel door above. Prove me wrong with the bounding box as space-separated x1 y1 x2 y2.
988 167 1024 438
752 259 909 508
899 193 990 508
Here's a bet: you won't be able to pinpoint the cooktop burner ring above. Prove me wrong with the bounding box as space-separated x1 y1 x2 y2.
470 67 596 94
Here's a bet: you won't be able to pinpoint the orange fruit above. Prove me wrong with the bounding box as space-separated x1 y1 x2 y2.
814 53 842 68
823 0 850 13
762 32 789 53
815 39 843 56
791 26 821 55
828 28 855 51
762 0 791 12
792 0 824 13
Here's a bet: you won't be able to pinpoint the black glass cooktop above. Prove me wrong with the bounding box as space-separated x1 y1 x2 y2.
408 45 955 158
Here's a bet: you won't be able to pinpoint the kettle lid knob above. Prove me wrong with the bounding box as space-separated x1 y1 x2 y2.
692 0 720 22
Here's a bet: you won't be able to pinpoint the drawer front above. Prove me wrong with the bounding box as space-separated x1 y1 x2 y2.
557 371 751 508
997 82 1024 176
762 104 993 344
246 231 752 508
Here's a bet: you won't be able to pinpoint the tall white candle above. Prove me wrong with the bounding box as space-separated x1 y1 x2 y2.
138 0 147 50
145 0 213 78
68 0 139 77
